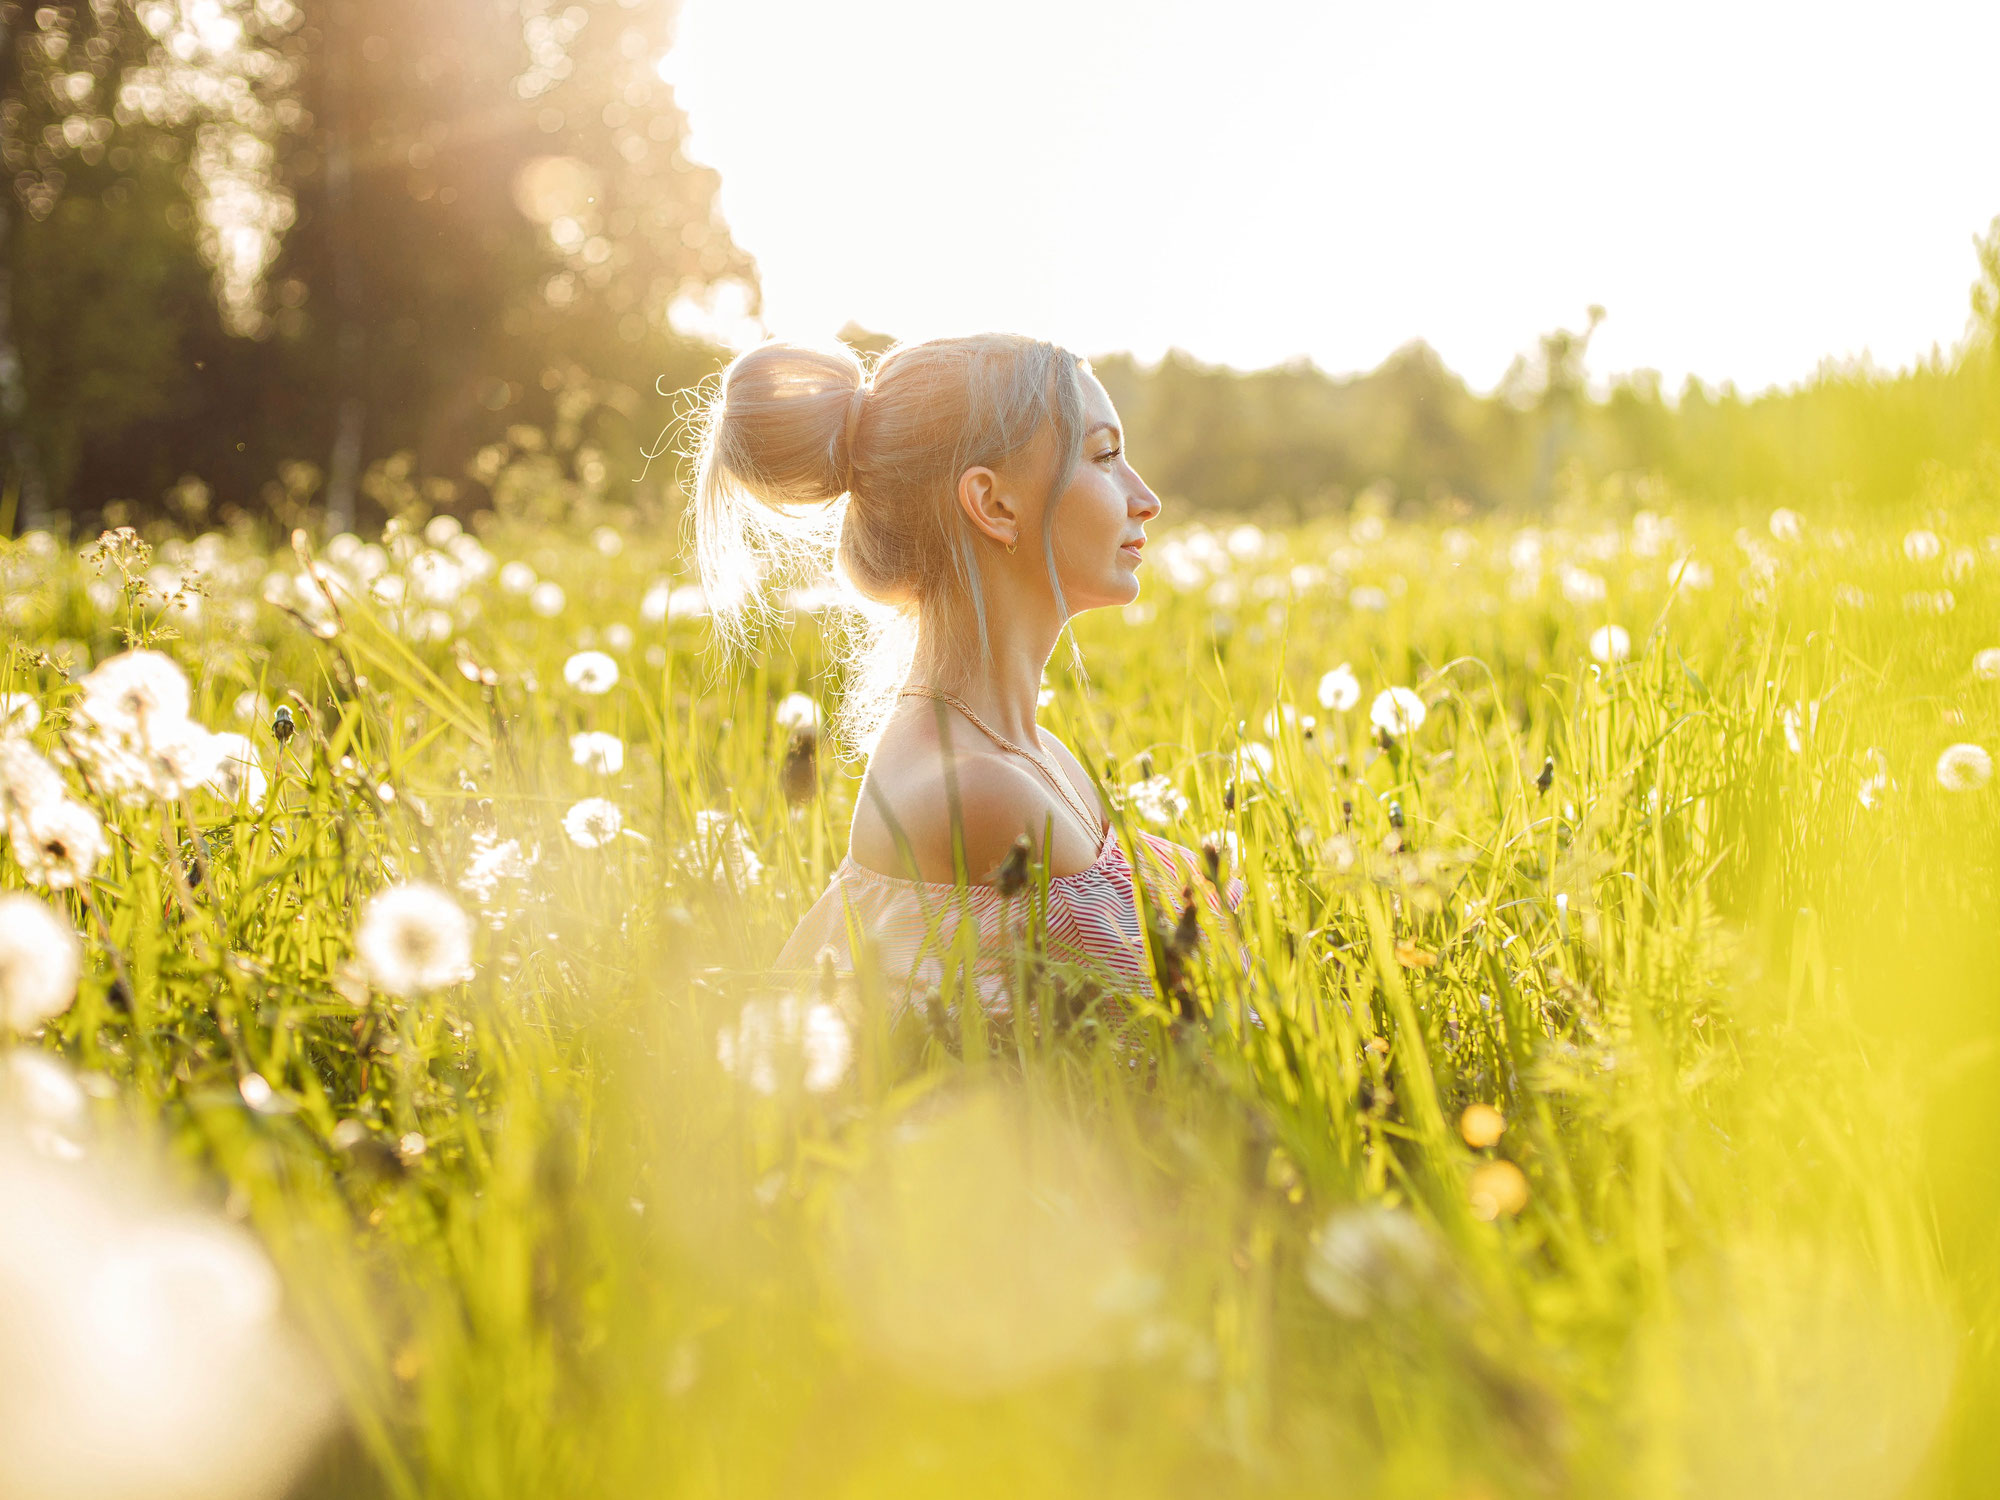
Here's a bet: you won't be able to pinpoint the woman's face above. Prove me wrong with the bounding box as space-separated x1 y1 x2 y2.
1036 372 1161 614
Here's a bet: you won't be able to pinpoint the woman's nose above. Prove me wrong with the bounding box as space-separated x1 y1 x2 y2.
1131 480 1162 520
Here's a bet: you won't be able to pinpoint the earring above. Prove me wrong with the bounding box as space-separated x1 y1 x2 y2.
1005 539 1017 555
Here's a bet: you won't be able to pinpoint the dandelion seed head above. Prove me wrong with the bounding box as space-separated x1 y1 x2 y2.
1972 649 2000 682
717 994 852 1095
1903 528 1943 562
568 731 624 776
0 894 82 1033
1767 508 1804 543
1935 743 1992 792
1588 624 1631 664
1305 1206 1439 1319
562 650 618 694
563 797 624 849
1369 687 1427 737
354 883 474 997
498 560 537 596
1126 775 1189 826
529 580 567 618
0 694 40 736
1316 665 1361 711
773 692 822 736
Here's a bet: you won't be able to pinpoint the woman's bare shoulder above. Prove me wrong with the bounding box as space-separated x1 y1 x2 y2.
848 752 1090 883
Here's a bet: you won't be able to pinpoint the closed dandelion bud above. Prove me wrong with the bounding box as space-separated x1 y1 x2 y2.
1222 780 1236 813
1388 801 1404 832
1202 838 1223 886
272 705 295 744
1341 798 1354 828
1172 895 1202 958
1535 755 1555 795
1138 751 1154 779
780 733 817 804
995 834 1031 897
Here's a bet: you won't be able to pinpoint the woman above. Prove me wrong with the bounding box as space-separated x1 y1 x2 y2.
693 332 1241 1012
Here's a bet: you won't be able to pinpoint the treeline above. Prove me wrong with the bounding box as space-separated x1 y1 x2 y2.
1088 278 2000 520
4 1 1997 535
2 0 748 535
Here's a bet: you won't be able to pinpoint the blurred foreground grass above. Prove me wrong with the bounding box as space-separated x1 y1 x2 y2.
1 482 1997 1499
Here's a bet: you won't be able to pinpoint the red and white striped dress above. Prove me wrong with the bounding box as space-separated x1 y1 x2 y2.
776 820 1244 1009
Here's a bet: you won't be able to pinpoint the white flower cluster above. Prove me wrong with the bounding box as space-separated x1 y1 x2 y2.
716 993 851 1095
65 651 266 811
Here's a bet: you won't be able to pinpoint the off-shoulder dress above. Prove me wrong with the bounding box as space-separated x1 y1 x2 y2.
776 817 1244 1007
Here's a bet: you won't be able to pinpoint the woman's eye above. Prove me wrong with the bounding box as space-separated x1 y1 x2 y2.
1096 447 1122 465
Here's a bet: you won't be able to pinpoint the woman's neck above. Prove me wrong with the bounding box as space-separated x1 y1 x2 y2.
909 614 1059 747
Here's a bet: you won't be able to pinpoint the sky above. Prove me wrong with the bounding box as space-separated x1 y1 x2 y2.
662 0 2000 396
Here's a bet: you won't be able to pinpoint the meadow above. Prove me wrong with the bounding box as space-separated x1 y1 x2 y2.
1 466 1997 1500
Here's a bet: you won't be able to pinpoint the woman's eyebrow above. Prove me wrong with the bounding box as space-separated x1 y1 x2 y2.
1086 422 1121 440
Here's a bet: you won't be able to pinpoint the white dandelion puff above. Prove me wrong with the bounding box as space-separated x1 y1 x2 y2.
1767 508 1804 543
1588 625 1631 664
1858 748 1891 810
773 692 822 736
1369 687 1427 737
202 732 267 808
1903 529 1943 562
0 894 82 1033
562 650 619 695
1935 743 1992 792
716 995 852 1096
1667 556 1713 591
0 694 40 736
498 560 537 596
684 809 762 886
529 580 567 618
354 883 474 997
568 731 624 776
1316 665 1361 712
1126 775 1190 826
563 797 624 849
1231 742 1275 785
1972 649 2000 682
3 795 109 891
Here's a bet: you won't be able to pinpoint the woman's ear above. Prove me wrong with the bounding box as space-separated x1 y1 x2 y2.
955 466 1019 550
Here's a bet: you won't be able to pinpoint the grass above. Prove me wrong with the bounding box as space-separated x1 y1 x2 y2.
1 482 1996 1499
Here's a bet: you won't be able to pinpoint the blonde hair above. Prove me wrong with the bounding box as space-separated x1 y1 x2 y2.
690 332 1088 749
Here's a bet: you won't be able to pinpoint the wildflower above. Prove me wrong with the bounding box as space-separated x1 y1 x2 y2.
67 651 220 804
1559 565 1606 605
529 580 567 618
1468 1159 1530 1220
1588 624 1631 664
1304 1206 1440 1319
1232 742 1275 785
3 794 109 891
0 894 82 1032
1127 774 1190 825
1903 528 1943 562
1369 687 1426 738
1316 665 1361 712
774 692 822 736
1767 507 1804 542
562 650 618 694
354 883 474 997
685 809 762 885
0 1141 334 1498
1347 585 1388 612
568 731 624 775
1459 1103 1505 1148
1 1048 89 1159
1972 649 2000 681
460 832 535 916
1858 748 1891 810
563 797 624 848
203 732 267 807
1667 556 1713 591
1935 743 1992 792
716 994 852 1095
639 581 672 622
602 622 634 653
498 560 537 595
0 694 39 735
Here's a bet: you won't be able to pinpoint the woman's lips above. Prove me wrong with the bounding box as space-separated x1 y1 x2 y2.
1120 541 1145 560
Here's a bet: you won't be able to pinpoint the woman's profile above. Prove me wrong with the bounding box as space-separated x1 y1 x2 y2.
691 332 1241 1012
